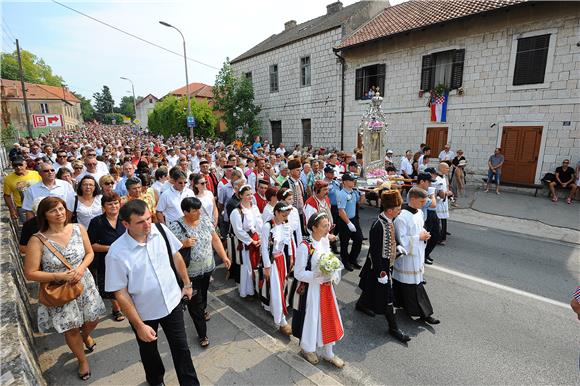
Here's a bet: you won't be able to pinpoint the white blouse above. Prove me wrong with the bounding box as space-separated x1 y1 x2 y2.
76 195 103 229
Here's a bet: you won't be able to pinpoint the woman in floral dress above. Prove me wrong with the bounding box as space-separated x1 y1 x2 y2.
24 197 105 381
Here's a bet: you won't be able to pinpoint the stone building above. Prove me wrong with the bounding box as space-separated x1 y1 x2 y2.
334 0 580 184
135 93 158 129
230 0 388 149
1 79 82 134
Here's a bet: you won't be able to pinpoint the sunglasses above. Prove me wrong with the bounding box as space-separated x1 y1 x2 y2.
103 182 114 186
41 169 55 173
57 155 67 158
13 163 24 167
197 181 206 185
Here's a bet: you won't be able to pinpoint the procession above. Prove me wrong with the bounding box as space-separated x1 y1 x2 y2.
2 0 579 385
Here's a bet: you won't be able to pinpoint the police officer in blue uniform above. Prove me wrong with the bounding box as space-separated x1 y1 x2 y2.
336 172 365 271
324 165 341 254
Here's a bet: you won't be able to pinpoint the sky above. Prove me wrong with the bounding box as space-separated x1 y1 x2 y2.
1 0 405 104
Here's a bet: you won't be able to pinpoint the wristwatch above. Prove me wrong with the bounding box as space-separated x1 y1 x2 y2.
183 283 192 289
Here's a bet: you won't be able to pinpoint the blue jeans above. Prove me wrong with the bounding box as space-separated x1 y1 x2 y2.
487 169 501 185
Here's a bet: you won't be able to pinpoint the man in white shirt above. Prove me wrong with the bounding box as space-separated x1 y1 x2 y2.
105 199 199 386
22 162 76 219
275 143 286 156
156 169 195 224
53 149 72 172
76 156 106 183
399 150 414 178
438 144 455 163
167 148 179 168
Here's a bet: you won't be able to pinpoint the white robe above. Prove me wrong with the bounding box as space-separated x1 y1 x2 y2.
435 175 450 219
230 205 263 297
261 221 293 327
294 237 343 353
393 209 425 285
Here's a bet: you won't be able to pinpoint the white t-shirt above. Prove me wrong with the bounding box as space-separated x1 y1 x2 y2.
156 186 195 223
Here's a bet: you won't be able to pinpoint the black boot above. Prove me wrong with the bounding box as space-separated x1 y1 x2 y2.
385 304 410 343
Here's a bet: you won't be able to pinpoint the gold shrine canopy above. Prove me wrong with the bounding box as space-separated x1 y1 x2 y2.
359 94 389 174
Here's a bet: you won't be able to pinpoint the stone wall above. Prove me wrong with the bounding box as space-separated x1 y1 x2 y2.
0 177 46 385
341 2 580 182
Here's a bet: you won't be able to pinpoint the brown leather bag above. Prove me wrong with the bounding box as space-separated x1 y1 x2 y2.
35 233 84 307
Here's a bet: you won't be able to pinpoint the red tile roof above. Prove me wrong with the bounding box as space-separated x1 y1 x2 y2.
1 78 80 103
168 83 213 99
336 0 528 50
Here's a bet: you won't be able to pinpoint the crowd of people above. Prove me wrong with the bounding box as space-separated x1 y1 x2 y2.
5 124 479 385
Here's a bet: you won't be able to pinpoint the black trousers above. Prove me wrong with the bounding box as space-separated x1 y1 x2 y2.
440 219 448 241
186 272 212 339
132 306 199 386
338 216 363 265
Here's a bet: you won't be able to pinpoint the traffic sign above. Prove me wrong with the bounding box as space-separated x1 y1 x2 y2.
187 115 196 128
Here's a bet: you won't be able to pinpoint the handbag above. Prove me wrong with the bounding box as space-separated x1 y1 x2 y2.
175 220 192 267
35 233 84 307
70 196 79 223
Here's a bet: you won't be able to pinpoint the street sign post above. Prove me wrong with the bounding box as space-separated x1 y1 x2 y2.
187 115 196 128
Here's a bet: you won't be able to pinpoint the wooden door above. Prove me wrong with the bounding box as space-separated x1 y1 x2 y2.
500 126 542 184
426 127 448 156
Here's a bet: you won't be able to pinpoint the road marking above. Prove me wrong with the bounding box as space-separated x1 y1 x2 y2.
429 265 570 309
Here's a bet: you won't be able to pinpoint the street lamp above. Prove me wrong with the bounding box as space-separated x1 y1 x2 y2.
120 76 137 125
159 20 193 140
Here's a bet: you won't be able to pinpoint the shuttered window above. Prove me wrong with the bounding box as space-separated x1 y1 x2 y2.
355 64 385 100
420 49 465 91
513 34 550 86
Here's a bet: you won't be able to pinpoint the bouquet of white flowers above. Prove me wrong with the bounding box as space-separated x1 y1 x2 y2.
317 252 343 277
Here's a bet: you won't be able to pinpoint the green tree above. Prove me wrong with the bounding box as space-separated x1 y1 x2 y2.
212 60 261 143
1 49 65 86
118 96 138 119
72 92 95 121
93 86 115 122
148 96 217 138
102 113 125 125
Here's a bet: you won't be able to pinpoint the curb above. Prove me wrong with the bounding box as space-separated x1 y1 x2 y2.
449 208 580 245
207 293 343 386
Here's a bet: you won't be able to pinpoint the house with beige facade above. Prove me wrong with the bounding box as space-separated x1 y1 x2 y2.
334 0 579 185
1 79 82 135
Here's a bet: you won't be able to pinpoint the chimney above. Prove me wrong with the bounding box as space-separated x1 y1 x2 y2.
284 20 297 31
326 1 343 15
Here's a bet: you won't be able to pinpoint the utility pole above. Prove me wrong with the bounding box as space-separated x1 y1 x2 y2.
16 39 33 137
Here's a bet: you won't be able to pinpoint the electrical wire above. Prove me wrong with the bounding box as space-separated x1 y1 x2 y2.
50 0 219 70
1 17 17 41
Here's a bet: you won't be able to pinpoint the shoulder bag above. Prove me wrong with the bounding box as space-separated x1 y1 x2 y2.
175 220 192 268
35 232 84 307
70 196 79 223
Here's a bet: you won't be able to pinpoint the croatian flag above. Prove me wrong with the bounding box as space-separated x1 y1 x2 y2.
430 90 448 122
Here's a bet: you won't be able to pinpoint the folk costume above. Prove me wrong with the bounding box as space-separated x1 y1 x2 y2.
357 191 410 342
393 205 438 322
230 201 264 298
282 159 307 234
260 209 295 333
304 194 333 229
293 236 344 363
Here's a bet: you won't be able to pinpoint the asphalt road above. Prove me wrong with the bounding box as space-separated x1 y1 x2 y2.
211 205 580 385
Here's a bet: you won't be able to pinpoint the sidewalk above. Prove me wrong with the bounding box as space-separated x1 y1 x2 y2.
449 185 580 244
37 294 341 386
